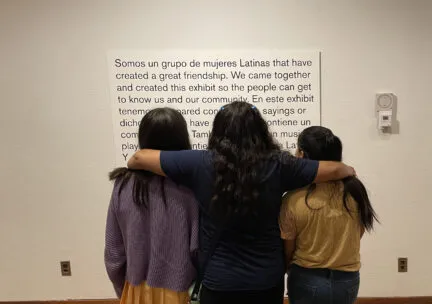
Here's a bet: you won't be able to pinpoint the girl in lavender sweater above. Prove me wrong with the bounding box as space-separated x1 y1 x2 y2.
105 108 199 304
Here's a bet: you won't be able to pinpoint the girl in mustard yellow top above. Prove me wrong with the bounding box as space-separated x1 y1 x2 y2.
280 126 379 304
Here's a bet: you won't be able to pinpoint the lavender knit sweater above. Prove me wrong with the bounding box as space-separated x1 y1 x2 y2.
104 175 199 298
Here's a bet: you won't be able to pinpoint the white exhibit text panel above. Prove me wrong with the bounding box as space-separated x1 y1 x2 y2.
107 50 321 166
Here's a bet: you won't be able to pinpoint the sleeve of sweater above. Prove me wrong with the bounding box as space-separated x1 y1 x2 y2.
104 184 126 298
189 193 200 263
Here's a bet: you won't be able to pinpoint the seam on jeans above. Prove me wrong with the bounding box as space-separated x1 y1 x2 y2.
335 277 360 284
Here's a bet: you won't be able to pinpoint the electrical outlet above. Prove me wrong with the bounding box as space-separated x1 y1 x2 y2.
398 257 408 273
60 261 72 276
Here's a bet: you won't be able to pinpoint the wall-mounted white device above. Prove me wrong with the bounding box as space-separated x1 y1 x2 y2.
376 93 395 131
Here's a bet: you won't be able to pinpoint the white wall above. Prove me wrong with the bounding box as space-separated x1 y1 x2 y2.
0 0 431 300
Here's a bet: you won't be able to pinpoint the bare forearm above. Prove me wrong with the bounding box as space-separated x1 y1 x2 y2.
127 149 165 176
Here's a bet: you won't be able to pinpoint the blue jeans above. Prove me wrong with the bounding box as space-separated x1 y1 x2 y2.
288 264 360 304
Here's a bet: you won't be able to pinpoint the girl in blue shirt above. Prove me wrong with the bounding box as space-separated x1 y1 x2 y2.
128 102 355 304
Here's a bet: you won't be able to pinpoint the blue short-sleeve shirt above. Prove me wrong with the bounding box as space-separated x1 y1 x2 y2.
160 150 318 291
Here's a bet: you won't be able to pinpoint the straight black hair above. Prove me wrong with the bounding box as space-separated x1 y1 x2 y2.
109 107 191 207
297 126 379 232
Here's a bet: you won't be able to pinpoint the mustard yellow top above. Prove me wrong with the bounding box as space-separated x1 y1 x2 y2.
280 182 362 272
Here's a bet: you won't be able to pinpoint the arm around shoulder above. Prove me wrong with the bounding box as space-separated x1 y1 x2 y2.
127 149 165 176
314 161 355 183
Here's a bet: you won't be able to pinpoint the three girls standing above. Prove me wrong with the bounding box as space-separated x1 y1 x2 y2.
106 102 374 304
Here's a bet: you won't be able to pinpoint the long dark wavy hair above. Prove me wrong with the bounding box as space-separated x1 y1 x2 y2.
298 126 379 231
208 101 281 218
109 108 191 207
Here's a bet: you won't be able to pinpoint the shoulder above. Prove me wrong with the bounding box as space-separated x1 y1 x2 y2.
163 178 197 199
314 181 343 199
279 150 294 161
278 151 299 166
289 182 342 210
108 170 137 212
161 178 199 213
110 168 135 191
283 186 309 209
280 186 309 233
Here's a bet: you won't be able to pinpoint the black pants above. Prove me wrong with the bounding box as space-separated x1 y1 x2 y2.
200 280 284 304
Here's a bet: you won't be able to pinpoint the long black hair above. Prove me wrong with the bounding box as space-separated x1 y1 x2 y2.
297 126 379 231
109 108 191 207
208 101 281 218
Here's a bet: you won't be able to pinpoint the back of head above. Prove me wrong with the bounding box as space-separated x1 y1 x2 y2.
297 126 378 232
109 107 191 207
208 101 280 218
297 126 342 161
138 107 191 151
209 101 279 153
